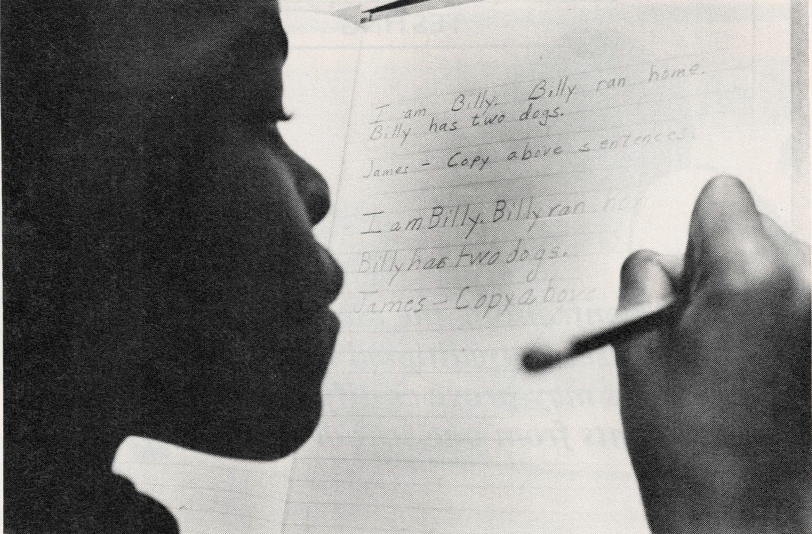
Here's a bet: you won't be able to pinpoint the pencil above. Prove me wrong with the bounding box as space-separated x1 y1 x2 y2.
522 297 676 372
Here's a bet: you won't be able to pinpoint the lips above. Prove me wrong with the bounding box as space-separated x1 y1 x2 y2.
297 243 343 377
312 244 343 374
318 243 344 306
304 306 340 378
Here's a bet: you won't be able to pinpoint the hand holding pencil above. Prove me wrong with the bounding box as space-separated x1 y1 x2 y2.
526 176 811 533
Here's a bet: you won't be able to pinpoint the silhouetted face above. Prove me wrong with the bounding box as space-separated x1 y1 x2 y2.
94 1 343 459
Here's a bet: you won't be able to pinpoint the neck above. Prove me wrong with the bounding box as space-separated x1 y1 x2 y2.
6 405 129 530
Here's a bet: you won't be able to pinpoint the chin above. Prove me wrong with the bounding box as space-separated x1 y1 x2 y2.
139 305 340 462
158 384 325 462
274 396 324 458
271 311 339 457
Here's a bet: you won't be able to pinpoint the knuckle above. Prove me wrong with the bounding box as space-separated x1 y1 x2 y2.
716 244 792 294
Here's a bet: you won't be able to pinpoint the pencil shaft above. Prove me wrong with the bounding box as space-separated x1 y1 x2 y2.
523 297 676 372
570 297 676 355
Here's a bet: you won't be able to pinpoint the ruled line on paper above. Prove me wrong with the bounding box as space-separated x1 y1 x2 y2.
362 109 715 159
366 166 647 196
366 66 748 125
361 44 746 108
292 455 637 469
367 175 643 199
333 228 623 255
132 482 291 501
170 507 279 524
283 521 435 534
286 476 615 491
338 274 609 294
353 184 645 215
115 460 284 476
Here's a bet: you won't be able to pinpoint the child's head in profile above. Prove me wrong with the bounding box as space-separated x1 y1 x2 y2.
5 0 342 531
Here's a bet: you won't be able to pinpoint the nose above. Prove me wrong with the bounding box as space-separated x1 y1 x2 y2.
284 146 331 226
277 141 344 303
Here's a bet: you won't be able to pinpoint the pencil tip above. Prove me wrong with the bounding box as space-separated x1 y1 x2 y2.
522 349 566 372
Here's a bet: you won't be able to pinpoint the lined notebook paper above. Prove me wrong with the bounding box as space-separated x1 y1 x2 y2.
114 2 793 533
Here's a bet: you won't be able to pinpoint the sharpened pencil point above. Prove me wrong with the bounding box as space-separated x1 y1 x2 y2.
522 349 568 372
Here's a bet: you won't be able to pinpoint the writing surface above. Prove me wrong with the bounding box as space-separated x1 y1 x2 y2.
283 2 791 534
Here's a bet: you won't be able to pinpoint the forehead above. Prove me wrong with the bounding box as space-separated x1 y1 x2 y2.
91 0 288 92
144 0 288 63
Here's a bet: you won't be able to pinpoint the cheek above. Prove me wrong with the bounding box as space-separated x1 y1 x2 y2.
185 144 338 348
133 93 334 457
